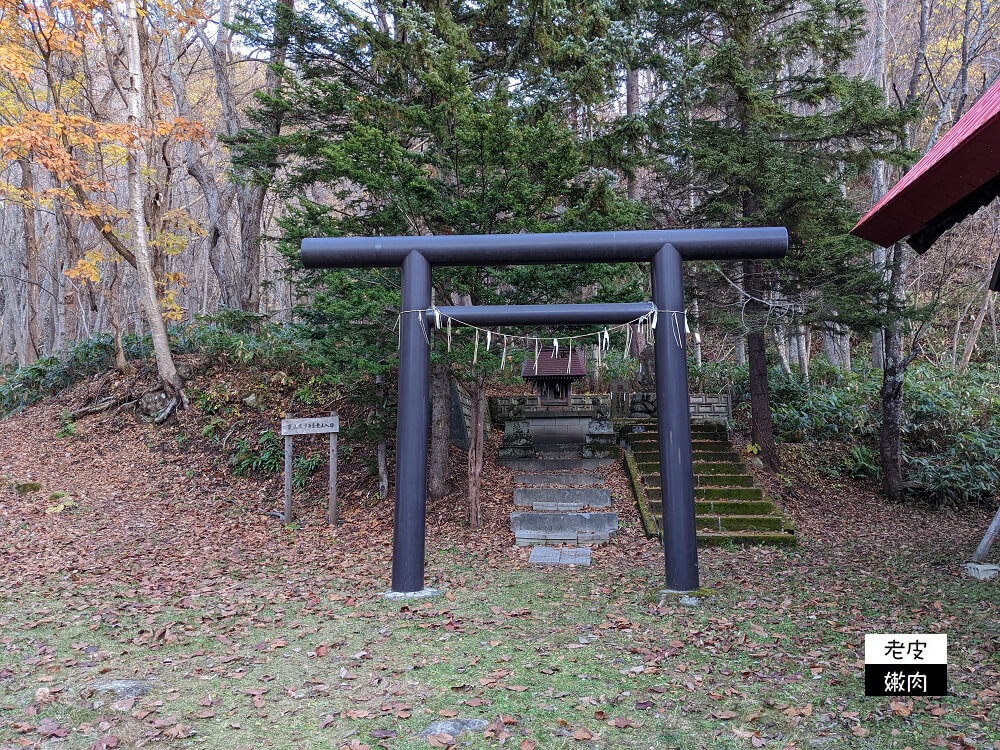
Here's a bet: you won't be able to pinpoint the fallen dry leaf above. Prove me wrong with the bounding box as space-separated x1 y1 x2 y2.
427 732 455 747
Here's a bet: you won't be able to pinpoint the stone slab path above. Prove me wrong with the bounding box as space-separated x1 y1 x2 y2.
528 545 591 566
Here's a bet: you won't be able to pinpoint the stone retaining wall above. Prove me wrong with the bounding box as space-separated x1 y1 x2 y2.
492 392 732 427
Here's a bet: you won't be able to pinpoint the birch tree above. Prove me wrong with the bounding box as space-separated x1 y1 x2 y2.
126 0 185 411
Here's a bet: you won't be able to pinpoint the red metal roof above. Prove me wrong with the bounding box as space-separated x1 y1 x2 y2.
852 79 1000 248
521 346 587 379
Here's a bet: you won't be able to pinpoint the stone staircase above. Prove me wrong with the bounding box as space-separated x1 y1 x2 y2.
624 422 795 547
509 467 619 566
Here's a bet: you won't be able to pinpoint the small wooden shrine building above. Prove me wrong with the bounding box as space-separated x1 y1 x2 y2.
521 346 586 407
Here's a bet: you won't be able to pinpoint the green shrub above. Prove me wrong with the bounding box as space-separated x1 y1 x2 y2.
293 453 324 488
231 430 285 476
703 358 1000 507
0 317 311 418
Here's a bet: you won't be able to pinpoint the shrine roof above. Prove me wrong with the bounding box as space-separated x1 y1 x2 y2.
521 346 587 380
851 79 1000 286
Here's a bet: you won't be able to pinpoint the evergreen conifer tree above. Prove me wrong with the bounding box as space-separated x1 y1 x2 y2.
651 0 911 470
233 0 648 515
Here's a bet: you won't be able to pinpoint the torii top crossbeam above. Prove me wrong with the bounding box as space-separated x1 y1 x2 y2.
301 227 787 268
300 228 787 595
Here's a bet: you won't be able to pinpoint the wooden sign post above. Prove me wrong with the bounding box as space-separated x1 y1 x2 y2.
280 411 340 525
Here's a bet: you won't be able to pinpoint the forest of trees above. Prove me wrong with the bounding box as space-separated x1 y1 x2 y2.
3 0 1000 512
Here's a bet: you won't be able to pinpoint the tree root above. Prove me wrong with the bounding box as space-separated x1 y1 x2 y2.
152 388 189 425
153 396 179 424
69 394 136 420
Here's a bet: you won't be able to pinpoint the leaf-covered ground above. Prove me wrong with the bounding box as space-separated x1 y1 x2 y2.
2 371 999 749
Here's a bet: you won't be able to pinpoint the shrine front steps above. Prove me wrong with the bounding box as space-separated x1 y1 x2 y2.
510 469 618 548
513 473 604 487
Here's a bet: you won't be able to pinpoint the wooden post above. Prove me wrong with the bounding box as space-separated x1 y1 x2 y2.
328 410 338 525
284 411 293 523
971 506 1000 563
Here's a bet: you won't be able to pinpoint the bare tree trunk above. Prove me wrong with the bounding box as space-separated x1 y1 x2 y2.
743 259 779 472
626 67 639 200
193 0 292 312
375 375 389 497
18 157 40 364
795 325 809 383
772 327 792 376
126 0 184 404
110 289 133 376
958 290 992 374
734 335 746 365
951 291 977 367
880 242 910 502
429 364 450 500
823 318 851 371
822 323 841 369
870 0 889 370
691 297 702 368
466 377 486 528
159 7 240 309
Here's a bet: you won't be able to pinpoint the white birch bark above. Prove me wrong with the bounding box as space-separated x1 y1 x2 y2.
126 0 184 404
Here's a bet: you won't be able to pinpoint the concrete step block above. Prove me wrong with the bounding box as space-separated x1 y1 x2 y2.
498 458 615 471
533 501 587 511
514 488 611 508
514 473 604 487
510 511 618 536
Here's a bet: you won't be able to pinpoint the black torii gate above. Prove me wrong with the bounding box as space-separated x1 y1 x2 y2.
301 228 787 594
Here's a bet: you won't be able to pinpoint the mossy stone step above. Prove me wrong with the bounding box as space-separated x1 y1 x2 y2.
694 531 797 548
697 500 774 514
692 450 741 462
642 472 755 488
692 461 746 474
649 497 774 515
638 461 744 475
647 518 797 547
692 441 733 451
627 432 728 441
694 487 763 501
633 447 738 460
696 474 754 488
695 514 785 531
634 454 742 468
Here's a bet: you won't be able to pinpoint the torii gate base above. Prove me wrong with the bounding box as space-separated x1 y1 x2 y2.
301 229 787 593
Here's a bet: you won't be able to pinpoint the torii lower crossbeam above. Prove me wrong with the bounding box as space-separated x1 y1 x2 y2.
300 228 788 593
